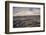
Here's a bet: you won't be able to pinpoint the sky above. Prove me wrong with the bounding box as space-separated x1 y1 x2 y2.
13 7 40 16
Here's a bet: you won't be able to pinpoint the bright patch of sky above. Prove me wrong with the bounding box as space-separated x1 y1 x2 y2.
13 7 40 16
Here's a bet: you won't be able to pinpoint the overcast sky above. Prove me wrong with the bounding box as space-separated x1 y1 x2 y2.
13 7 40 16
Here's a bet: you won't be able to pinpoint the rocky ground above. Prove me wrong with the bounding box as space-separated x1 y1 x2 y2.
13 15 40 28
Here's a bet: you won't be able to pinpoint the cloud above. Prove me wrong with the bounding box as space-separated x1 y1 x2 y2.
13 7 40 16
